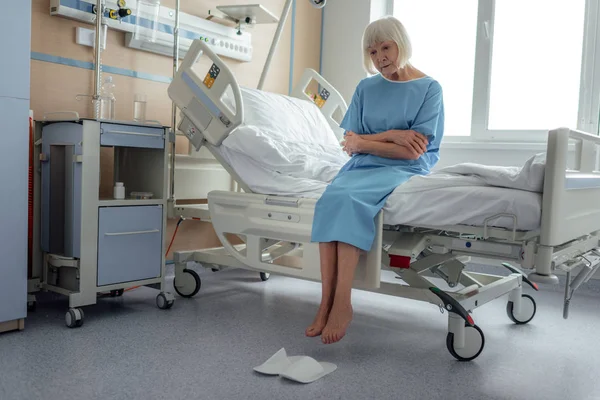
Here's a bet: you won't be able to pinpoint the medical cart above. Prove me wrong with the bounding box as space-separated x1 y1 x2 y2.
30 117 175 328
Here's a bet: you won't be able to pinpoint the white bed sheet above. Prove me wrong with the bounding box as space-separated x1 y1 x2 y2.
213 145 542 231
212 85 544 231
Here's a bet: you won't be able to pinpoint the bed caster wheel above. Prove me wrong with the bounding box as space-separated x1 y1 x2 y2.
174 269 201 298
110 289 124 297
156 292 175 309
446 324 485 362
65 308 84 328
507 294 536 324
260 272 270 281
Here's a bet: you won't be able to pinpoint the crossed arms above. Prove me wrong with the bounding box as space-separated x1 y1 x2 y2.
341 130 429 160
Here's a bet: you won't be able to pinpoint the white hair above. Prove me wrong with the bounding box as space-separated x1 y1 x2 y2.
362 16 412 75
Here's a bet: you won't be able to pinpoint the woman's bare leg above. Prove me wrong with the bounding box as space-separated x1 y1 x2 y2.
322 242 361 344
306 242 338 337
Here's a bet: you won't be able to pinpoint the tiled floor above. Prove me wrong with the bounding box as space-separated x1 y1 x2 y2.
1 264 600 400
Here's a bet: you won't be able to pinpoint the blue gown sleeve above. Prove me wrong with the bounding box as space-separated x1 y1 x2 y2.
410 81 444 143
339 84 363 135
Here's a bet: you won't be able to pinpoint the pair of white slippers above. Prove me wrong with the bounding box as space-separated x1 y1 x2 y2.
253 348 337 383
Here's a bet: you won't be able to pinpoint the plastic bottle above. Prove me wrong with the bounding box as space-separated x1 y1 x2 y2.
114 182 125 199
100 76 116 120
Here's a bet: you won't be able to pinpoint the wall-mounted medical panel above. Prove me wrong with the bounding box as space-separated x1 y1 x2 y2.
49 0 253 62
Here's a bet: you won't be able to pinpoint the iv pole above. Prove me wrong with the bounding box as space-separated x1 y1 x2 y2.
93 0 105 119
258 0 326 90
169 0 180 205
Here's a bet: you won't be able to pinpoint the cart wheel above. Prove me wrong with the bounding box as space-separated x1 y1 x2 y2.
65 308 84 328
446 324 485 361
174 269 201 298
260 272 270 281
110 289 124 297
27 300 36 312
506 294 536 325
156 292 175 309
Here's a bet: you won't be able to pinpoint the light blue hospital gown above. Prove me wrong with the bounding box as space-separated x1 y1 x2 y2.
311 74 444 251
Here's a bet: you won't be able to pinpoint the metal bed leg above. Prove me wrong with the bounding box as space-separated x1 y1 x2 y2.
529 245 559 284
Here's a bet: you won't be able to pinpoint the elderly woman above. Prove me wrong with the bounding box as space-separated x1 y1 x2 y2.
308 16 444 344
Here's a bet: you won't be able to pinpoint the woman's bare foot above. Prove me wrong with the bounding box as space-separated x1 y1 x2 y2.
306 303 332 337
321 302 353 344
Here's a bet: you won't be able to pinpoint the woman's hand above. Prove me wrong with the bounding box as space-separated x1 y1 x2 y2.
342 131 364 155
387 130 429 155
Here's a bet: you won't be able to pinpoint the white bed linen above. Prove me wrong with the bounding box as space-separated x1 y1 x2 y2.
213 145 542 231
215 86 544 231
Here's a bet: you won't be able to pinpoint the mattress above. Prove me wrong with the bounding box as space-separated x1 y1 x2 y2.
213 145 543 232
206 83 545 232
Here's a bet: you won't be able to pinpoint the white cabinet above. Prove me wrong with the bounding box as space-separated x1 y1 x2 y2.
0 1 30 331
0 98 28 325
32 119 175 328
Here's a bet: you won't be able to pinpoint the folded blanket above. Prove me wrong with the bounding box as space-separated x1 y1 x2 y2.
395 153 546 194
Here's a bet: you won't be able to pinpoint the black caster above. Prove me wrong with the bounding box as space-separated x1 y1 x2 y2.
174 269 201 298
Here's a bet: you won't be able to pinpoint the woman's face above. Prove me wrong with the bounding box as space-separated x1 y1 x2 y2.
368 40 399 78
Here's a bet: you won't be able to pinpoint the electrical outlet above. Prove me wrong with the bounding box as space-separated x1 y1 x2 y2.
76 27 106 50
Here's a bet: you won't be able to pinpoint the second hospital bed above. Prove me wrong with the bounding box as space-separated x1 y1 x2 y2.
167 39 600 361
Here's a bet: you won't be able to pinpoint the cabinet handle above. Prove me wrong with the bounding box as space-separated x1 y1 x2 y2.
105 229 159 236
104 130 161 138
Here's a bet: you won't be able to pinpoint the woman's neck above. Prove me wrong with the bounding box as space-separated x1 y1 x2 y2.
385 65 425 82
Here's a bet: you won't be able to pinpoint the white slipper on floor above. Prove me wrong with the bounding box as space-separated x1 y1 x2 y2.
253 348 303 375
279 356 337 384
253 348 337 383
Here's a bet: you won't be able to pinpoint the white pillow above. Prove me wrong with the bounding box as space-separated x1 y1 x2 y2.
220 87 343 174
232 87 340 145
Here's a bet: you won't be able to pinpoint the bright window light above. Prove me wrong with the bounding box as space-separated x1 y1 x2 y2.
393 0 478 136
488 0 586 130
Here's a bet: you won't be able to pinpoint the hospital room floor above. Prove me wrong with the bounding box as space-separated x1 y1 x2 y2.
2 264 600 400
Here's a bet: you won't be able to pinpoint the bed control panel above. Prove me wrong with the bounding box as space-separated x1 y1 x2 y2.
203 63 221 89
309 87 330 108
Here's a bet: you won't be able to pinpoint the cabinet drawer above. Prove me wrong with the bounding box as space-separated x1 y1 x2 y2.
97 206 163 286
100 123 165 149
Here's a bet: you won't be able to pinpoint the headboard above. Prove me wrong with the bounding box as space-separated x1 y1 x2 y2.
291 68 348 141
168 39 349 150
167 38 349 194
168 39 244 149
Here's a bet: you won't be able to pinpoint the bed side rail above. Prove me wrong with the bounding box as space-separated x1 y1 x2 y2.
540 127 600 249
291 68 348 142
207 190 383 289
168 39 243 147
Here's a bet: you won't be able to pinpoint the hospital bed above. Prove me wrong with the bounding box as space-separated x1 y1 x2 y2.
167 39 600 361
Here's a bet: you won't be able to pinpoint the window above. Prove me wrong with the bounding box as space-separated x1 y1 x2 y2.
487 0 585 131
393 0 478 137
391 0 600 141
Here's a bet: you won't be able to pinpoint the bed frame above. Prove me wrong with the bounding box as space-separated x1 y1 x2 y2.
167 39 600 361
